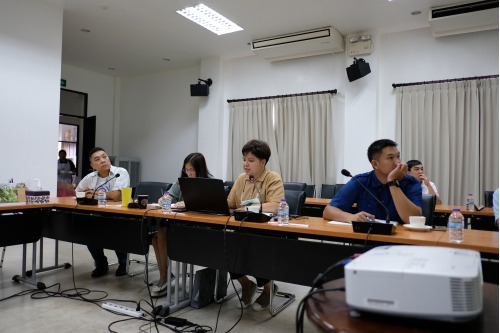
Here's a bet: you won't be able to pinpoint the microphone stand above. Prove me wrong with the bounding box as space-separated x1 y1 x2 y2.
341 169 390 224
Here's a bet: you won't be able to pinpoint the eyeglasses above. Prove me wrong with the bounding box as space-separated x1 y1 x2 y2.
184 168 196 174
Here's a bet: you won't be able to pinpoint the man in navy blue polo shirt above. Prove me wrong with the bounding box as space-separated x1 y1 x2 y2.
323 139 422 224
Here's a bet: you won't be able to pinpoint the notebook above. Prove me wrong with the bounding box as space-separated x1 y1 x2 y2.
178 178 231 216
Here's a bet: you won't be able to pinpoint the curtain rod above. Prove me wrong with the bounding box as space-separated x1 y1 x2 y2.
392 75 499 88
227 89 337 103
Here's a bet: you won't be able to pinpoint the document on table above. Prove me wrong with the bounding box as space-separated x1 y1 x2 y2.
328 219 399 226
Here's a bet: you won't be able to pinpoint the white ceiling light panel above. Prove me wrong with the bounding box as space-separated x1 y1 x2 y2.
176 4 243 35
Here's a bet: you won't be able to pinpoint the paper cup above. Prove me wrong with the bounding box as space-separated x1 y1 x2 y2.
121 187 132 207
409 216 426 228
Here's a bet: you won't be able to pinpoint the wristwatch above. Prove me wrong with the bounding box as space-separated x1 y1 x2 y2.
387 180 400 188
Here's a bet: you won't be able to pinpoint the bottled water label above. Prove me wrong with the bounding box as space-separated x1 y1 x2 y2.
448 214 464 243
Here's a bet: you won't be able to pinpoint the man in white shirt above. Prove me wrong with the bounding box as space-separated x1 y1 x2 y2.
406 160 442 205
76 147 130 277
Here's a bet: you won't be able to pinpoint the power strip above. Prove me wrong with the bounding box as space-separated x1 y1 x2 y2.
102 302 144 317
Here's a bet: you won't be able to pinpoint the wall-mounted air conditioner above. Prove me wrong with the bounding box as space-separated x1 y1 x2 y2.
429 0 499 37
108 156 141 188
251 27 344 62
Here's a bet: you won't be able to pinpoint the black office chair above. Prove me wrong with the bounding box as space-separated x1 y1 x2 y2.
334 184 345 194
283 182 307 192
321 184 337 199
135 181 172 203
305 185 315 198
284 190 306 216
485 191 495 207
224 181 234 196
422 194 436 226
224 186 231 198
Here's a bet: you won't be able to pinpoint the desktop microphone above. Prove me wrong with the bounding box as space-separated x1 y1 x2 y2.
341 169 391 224
78 173 121 206
249 175 263 214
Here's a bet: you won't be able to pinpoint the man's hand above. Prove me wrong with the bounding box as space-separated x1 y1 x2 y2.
352 211 375 222
85 190 95 198
419 173 430 185
388 163 408 182
175 201 185 208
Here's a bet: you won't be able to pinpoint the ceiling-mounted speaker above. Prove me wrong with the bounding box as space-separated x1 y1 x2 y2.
190 84 209 96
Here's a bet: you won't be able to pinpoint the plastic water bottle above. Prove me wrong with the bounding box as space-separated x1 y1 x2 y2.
98 187 106 207
161 191 171 214
466 194 474 212
448 208 464 243
277 198 289 226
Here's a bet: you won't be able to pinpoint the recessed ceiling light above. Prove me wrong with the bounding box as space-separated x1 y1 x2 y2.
176 4 243 35
108 68 115 70
163 58 170 61
411 11 421 15
81 29 90 32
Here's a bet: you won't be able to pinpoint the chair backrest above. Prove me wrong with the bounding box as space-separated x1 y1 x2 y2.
422 194 436 226
334 184 345 194
485 191 495 207
305 185 316 198
284 190 306 216
224 186 231 198
283 182 307 192
320 184 337 199
135 182 172 204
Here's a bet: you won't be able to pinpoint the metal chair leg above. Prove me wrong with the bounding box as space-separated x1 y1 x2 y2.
0 247 6 268
268 280 296 317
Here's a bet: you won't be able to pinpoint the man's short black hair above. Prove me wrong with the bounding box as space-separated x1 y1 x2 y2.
367 139 398 162
407 159 422 171
89 147 106 160
242 139 271 165
59 149 66 155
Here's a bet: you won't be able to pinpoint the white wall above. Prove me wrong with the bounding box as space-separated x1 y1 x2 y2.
119 66 200 184
61 64 117 154
223 53 347 182
0 0 63 194
378 27 499 142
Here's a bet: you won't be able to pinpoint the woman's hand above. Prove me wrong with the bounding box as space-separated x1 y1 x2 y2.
175 201 185 208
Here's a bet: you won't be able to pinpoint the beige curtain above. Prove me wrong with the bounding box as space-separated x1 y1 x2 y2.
274 94 335 194
227 99 280 180
397 79 498 205
479 78 499 198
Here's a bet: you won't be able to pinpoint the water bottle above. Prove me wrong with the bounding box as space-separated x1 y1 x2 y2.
448 208 464 243
466 194 474 212
277 198 289 226
97 187 106 207
161 191 172 214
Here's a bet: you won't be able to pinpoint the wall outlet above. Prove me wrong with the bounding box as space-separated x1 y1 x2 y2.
102 302 144 317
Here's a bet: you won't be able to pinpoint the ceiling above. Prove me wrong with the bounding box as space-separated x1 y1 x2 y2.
43 0 459 77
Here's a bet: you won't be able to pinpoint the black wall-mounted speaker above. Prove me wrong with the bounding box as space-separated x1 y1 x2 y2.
190 84 209 96
346 60 371 82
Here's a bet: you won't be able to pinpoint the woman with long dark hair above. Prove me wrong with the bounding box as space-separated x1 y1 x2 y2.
151 153 212 297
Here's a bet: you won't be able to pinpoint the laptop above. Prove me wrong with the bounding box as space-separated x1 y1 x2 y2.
178 178 231 216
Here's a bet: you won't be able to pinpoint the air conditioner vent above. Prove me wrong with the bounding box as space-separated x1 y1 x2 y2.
431 0 498 19
251 27 344 62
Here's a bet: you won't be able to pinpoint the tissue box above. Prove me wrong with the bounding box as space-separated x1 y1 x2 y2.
26 190 50 204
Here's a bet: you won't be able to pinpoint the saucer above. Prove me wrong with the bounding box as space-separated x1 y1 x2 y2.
403 225 432 232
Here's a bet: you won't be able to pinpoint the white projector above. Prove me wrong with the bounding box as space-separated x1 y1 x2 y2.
344 245 483 322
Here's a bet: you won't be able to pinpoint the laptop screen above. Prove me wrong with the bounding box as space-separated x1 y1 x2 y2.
178 178 231 216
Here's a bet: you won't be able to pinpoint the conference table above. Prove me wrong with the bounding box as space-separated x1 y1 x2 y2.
1 198 498 304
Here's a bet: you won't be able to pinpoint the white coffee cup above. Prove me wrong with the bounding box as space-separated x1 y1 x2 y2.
245 205 260 213
76 192 85 198
409 216 426 228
